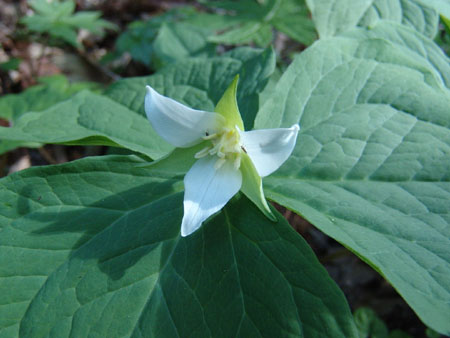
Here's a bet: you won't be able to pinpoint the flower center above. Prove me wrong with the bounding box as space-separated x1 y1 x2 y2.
194 127 243 170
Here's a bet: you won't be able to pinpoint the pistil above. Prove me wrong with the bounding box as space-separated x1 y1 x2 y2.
194 127 243 170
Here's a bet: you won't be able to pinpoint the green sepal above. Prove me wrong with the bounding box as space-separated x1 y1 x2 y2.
214 74 245 131
137 142 205 175
240 153 276 221
442 15 450 31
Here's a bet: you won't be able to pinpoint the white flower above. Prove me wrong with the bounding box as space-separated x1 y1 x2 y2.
145 76 299 237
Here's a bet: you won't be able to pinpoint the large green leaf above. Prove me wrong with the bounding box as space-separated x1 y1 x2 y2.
256 22 450 334
306 0 439 38
415 0 450 18
305 0 373 37
271 0 317 45
113 7 230 68
114 13 214 69
0 75 98 155
0 91 172 160
204 0 316 46
0 155 357 337
0 48 275 159
152 22 214 67
0 75 98 122
105 47 276 130
342 21 450 88
358 0 438 38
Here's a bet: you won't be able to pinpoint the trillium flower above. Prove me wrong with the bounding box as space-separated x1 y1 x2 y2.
145 76 299 237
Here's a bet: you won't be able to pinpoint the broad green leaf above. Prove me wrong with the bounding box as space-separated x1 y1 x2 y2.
0 91 171 159
305 0 373 37
114 10 214 69
208 21 273 46
256 22 450 335
114 19 160 67
105 47 276 131
306 0 439 38
153 22 214 67
183 9 241 32
0 140 41 156
416 0 450 18
0 155 357 337
343 21 450 88
0 49 274 159
271 0 317 45
204 0 316 46
0 75 98 121
358 0 439 38
0 75 98 155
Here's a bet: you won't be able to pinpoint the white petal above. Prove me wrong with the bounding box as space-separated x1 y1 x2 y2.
239 124 299 177
181 157 242 237
145 86 224 148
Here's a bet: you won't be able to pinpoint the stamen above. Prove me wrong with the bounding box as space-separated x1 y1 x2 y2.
233 155 241 170
195 146 211 159
196 126 243 170
214 157 226 170
202 133 217 140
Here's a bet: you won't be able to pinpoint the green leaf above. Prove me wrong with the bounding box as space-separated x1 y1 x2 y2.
0 91 172 159
65 11 116 34
0 48 274 159
114 8 215 68
256 22 450 335
358 0 439 38
0 75 98 121
416 0 450 18
305 0 373 37
21 0 115 47
354 307 389 338
105 47 276 131
28 0 75 19
271 0 317 45
0 155 357 337
114 19 159 67
0 58 21 71
48 24 79 47
208 21 273 46
0 75 99 154
205 0 316 46
344 21 450 88
306 0 439 38
152 22 215 67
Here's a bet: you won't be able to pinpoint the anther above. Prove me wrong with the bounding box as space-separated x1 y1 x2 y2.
195 146 211 159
